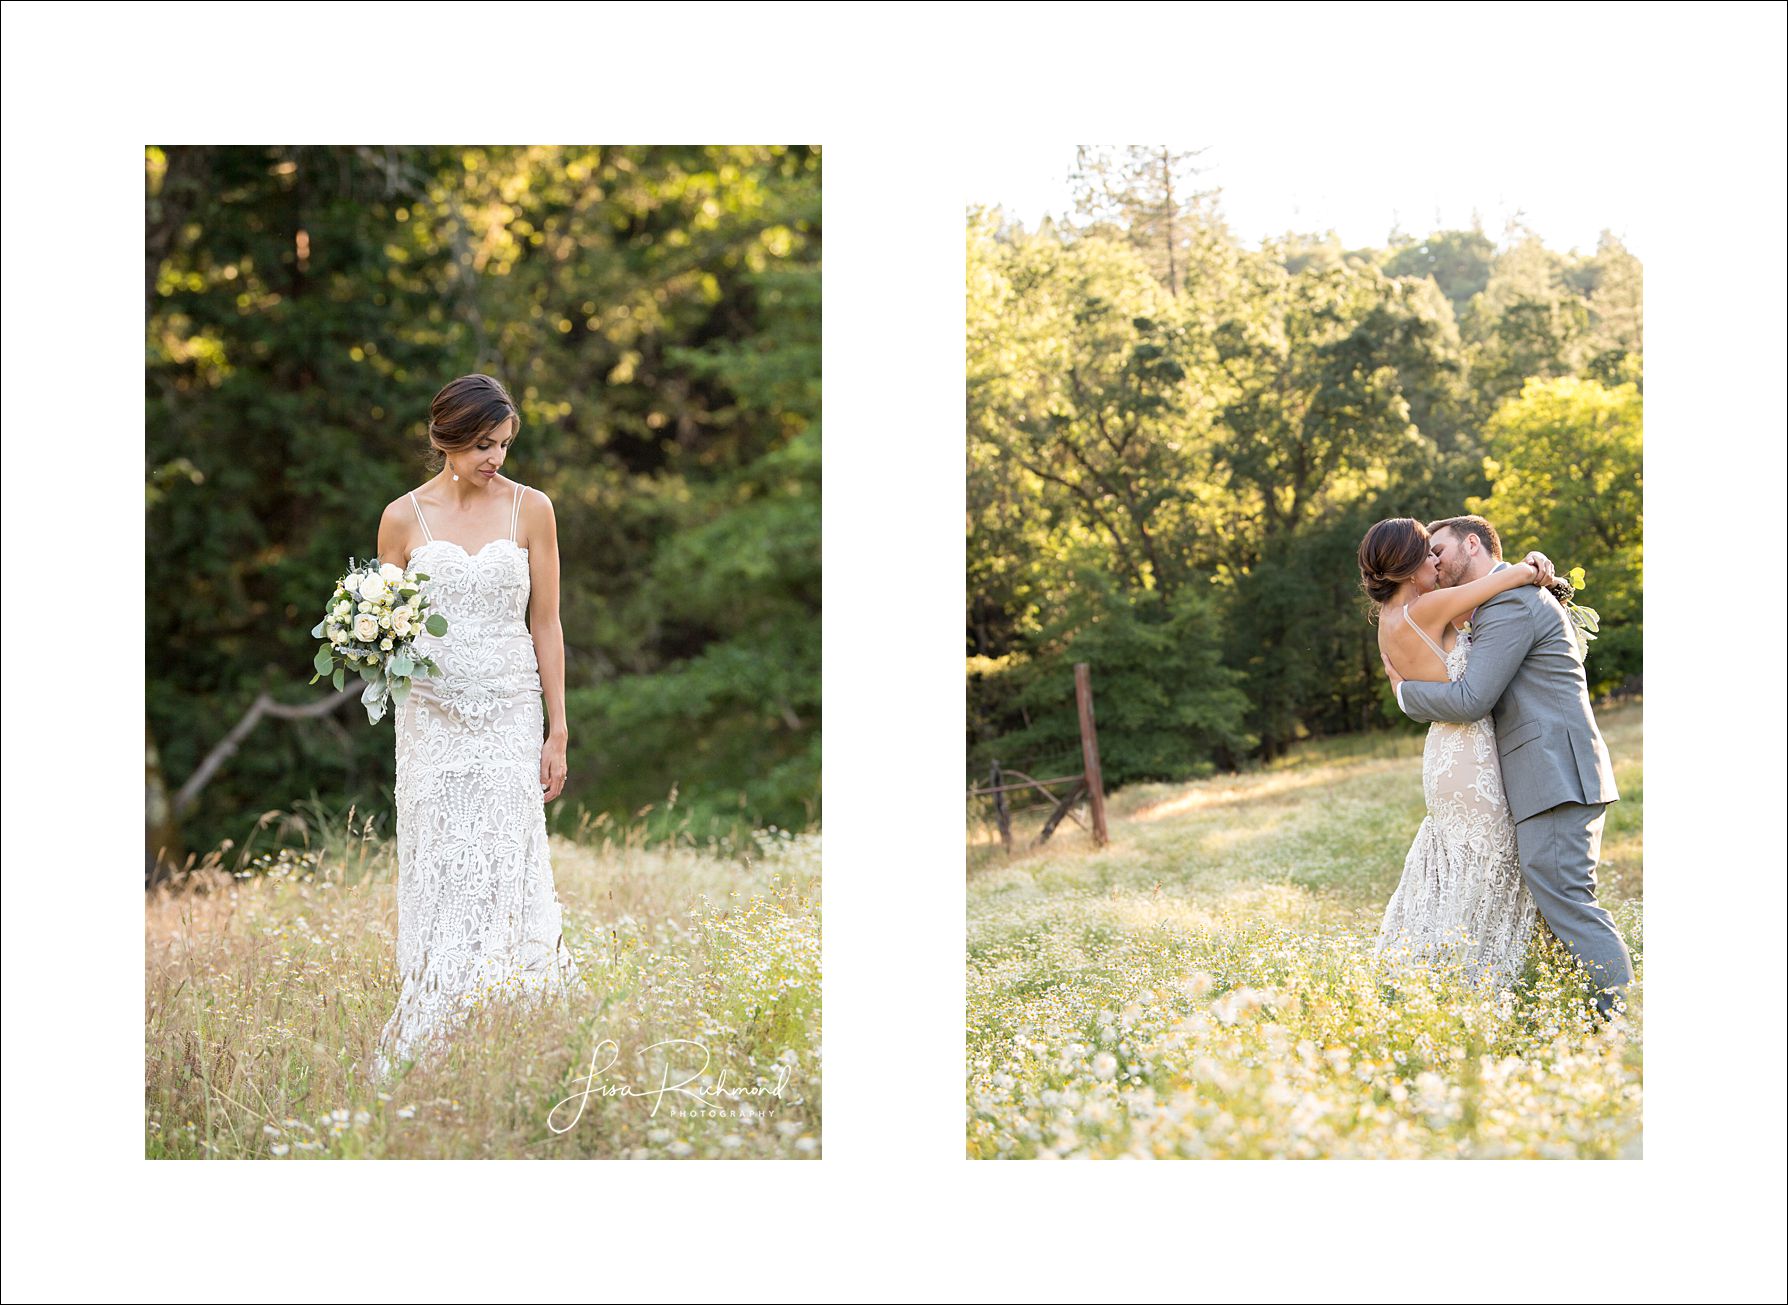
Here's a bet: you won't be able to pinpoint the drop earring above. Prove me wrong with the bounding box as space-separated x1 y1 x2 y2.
450 462 460 482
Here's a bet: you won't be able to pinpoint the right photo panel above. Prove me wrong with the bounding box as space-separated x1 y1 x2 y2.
965 145 1643 1160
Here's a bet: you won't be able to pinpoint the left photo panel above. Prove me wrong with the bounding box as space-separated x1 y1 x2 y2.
144 145 821 1159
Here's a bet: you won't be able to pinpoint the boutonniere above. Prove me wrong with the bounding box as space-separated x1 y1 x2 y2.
1545 565 1600 659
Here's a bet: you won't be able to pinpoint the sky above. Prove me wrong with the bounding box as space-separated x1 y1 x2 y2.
971 140 1645 256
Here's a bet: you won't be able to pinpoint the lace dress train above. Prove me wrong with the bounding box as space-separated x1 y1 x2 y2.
1374 616 1538 989
372 483 587 1081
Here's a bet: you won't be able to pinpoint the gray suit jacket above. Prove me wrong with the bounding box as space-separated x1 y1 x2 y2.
1398 565 1618 824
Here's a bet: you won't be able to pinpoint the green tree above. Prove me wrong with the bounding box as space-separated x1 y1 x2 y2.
1383 226 1497 316
147 145 821 861
1069 144 1224 298
971 561 1253 787
1460 234 1591 415
965 177 1642 795
968 219 1217 610
1211 243 1459 563
1469 376 1643 693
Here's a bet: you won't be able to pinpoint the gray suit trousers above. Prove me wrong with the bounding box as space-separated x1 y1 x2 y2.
1514 801 1634 1016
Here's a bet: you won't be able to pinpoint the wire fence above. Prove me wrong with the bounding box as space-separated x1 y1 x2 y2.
967 663 1108 857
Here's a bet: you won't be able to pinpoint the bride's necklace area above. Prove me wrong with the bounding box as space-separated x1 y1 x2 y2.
416 475 522 558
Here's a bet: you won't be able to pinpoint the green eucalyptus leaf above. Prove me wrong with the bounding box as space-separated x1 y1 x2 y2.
332 666 346 691
313 646 335 675
361 673 387 725
426 614 448 636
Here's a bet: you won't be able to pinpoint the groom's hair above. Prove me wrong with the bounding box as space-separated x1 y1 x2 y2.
1427 514 1502 560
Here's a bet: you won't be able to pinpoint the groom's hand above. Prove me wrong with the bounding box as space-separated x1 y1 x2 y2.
1380 651 1405 689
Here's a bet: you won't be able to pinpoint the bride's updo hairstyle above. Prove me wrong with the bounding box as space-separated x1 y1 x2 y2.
425 373 521 472
1357 517 1430 611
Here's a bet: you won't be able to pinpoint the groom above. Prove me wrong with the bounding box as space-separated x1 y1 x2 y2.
1382 514 1634 1020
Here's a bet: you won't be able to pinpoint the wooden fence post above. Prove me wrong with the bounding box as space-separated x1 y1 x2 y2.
1034 776 1088 847
990 759 1012 855
1073 662 1108 847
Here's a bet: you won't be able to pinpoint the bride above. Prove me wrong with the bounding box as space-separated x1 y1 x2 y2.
369 373 588 1081
1357 516 1552 990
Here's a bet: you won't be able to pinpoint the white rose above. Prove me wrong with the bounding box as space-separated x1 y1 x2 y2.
380 637 394 651
334 599 352 619
379 562 405 584
357 573 388 603
353 614 380 642
390 607 415 637
378 610 392 629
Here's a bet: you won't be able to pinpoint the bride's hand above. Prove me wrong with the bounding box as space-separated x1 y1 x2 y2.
541 733 568 802
1521 550 1554 586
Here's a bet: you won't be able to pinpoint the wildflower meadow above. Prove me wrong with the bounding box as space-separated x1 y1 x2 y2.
967 702 1642 1159
146 815 821 1159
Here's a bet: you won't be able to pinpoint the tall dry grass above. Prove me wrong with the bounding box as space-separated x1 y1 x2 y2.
146 813 820 1159
967 701 1642 1158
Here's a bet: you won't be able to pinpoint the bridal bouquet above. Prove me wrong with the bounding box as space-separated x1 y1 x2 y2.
1545 564 1601 660
309 557 448 724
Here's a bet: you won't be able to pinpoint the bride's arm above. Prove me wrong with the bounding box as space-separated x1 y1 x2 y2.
523 489 569 802
1406 557 1541 629
1389 594 1536 724
376 500 411 569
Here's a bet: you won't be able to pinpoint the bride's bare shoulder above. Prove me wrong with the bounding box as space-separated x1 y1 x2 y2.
516 484 557 538
377 493 428 554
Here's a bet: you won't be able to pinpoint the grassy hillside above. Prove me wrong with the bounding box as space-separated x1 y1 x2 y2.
967 702 1642 1159
147 820 821 1159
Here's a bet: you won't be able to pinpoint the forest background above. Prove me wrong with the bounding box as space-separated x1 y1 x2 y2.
147 145 821 872
967 145 1641 792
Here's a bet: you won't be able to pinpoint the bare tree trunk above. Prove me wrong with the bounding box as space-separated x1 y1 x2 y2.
171 684 363 821
154 682 362 884
146 724 178 887
1159 146 1179 297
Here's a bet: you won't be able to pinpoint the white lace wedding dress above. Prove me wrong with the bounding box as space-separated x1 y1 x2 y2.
1374 608 1538 989
372 481 587 1080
